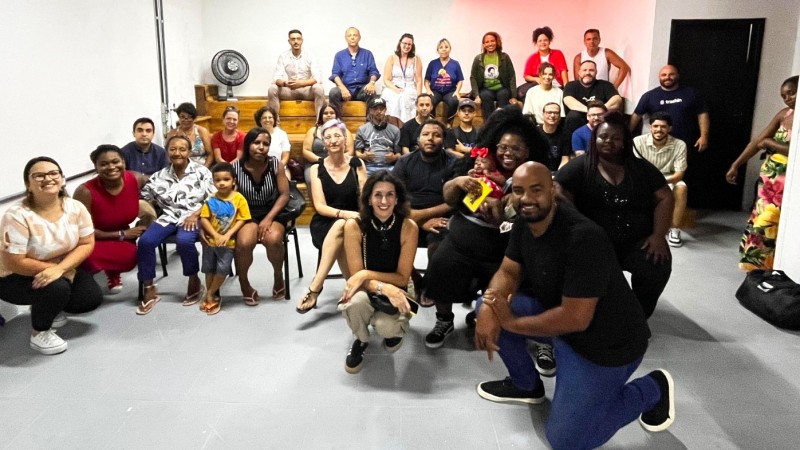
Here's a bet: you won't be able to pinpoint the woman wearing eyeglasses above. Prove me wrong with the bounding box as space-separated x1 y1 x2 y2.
167 102 213 168
0 157 102 355
297 119 366 314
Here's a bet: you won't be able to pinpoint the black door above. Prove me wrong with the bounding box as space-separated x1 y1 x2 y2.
669 19 764 210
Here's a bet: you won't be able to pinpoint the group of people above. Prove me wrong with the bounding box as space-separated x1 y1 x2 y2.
2 22 796 450
267 27 632 126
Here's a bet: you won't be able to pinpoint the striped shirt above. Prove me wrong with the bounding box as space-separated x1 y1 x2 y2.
232 157 279 212
633 134 687 176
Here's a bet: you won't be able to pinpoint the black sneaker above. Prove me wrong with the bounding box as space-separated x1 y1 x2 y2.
383 337 403 353
640 369 675 432
465 310 476 328
424 320 454 348
534 343 557 377
476 377 546 405
345 339 369 374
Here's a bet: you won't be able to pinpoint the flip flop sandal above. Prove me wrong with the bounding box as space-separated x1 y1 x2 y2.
243 290 260 306
272 286 286 301
199 299 213 312
136 289 161 315
206 300 221 315
182 286 206 306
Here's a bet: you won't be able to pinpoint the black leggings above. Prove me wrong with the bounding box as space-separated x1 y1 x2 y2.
0 269 102 331
617 241 672 319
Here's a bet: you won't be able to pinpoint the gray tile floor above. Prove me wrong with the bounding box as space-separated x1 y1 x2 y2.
2 210 800 449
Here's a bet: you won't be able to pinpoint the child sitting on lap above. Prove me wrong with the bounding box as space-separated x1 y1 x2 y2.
199 163 251 315
468 147 505 199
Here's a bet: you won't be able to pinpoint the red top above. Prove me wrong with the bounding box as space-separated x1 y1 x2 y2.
84 171 140 231
81 170 140 273
523 49 569 80
211 130 246 162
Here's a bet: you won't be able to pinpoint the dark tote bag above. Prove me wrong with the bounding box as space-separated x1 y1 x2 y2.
276 180 307 223
736 269 800 330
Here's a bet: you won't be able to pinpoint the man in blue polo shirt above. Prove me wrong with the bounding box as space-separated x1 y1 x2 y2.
329 27 381 110
571 101 607 156
119 118 167 176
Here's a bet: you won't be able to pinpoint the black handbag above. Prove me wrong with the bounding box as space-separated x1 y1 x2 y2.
276 180 307 223
369 293 399 315
736 270 800 330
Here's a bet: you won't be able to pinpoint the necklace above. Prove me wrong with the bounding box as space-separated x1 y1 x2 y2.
364 213 396 264
371 213 396 232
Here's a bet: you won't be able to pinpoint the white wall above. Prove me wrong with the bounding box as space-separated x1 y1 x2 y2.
195 0 652 100
774 13 800 278
163 0 205 128
0 0 163 199
649 0 800 209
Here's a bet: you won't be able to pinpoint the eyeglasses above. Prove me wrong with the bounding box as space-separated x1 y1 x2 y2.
496 143 527 154
178 114 193 121
323 133 344 141
587 113 603 118
30 170 62 182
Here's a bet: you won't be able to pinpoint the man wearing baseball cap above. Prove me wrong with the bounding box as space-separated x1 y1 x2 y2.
445 98 481 158
355 97 402 175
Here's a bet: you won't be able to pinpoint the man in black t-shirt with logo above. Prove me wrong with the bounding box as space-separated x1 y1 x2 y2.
475 162 675 449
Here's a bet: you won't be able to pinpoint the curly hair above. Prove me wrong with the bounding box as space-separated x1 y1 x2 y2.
254 106 279 127
453 106 548 176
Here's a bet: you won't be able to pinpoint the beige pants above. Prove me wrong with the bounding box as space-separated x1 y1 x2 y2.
338 291 410 342
267 83 325 117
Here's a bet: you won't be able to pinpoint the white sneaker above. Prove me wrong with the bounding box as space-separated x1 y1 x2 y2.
30 329 68 355
667 229 683 248
52 313 67 328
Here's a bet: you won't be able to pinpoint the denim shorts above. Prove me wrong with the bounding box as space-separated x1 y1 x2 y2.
201 246 234 275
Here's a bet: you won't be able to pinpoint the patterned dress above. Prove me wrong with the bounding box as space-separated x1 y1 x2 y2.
738 109 792 271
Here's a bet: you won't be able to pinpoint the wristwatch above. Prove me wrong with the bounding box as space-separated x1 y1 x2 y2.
376 282 384 296
118 230 125 241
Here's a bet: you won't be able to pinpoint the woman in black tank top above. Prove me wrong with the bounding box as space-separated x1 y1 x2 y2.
337 171 419 373
297 120 366 314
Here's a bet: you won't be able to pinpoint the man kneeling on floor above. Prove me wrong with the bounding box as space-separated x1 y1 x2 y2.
474 161 675 449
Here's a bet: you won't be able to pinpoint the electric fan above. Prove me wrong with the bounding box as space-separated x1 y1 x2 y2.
211 50 249 100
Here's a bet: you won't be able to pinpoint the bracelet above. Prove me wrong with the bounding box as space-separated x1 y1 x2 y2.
336 210 341 219
376 282 384 296
118 230 125 241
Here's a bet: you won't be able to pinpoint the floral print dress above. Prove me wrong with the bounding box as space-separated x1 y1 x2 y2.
738 110 792 271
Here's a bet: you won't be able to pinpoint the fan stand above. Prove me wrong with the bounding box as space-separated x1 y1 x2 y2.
222 84 238 101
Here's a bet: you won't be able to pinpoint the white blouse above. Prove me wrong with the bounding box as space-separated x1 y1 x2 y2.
0 197 94 277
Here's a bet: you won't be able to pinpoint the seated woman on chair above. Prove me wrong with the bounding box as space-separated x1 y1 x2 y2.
301 102 355 183
74 145 151 293
297 119 366 314
136 135 215 315
232 127 290 304
338 170 418 373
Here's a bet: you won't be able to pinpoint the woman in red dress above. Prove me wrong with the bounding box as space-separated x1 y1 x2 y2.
74 145 150 292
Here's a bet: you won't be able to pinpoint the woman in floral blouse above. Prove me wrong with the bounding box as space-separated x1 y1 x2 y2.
136 135 215 315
